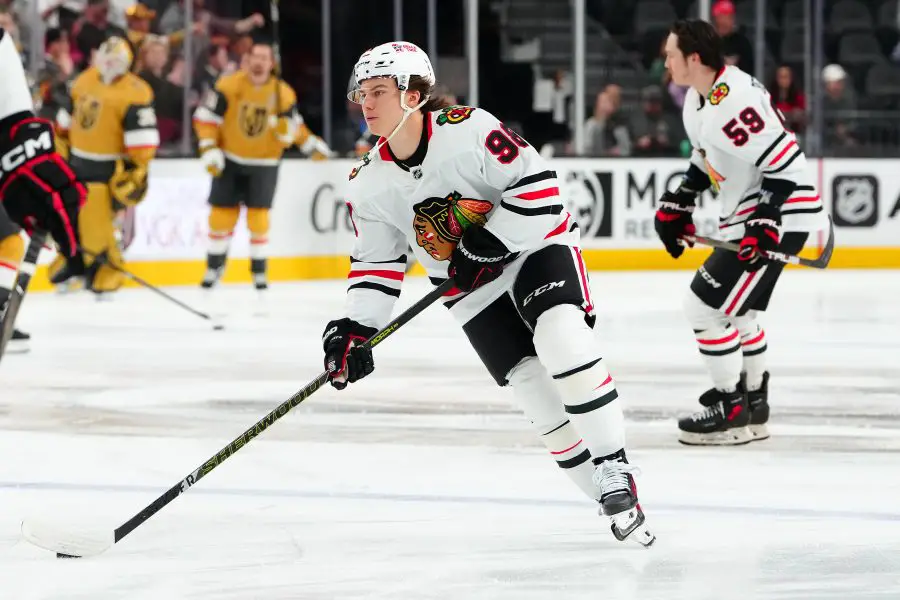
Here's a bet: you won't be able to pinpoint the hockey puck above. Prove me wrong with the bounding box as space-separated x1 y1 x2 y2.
56 552 79 559
212 324 224 331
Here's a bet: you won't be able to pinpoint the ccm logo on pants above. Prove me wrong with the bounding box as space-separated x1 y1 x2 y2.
523 280 566 306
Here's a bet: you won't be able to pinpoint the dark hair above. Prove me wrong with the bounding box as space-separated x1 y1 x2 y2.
408 76 455 112
670 19 724 72
770 65 801 105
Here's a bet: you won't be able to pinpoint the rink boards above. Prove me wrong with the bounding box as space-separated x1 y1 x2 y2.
27 157 900 290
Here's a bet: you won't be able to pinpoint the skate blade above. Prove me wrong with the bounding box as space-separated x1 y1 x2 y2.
6 341 29 355
678 426 753 446
749 423 770 441
610 509 655 548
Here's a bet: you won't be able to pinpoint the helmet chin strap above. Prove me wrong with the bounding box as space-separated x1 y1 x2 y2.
367 90 428 161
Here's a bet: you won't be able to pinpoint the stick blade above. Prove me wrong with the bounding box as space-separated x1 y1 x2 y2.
21 519 114 558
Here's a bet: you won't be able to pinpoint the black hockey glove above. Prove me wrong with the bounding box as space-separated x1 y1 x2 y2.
448 225 514 292
0 114 86 259
738 200 781 272
323 318 377 390
654 186 698 259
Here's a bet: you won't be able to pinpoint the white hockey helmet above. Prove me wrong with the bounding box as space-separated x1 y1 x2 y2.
347 41 435 105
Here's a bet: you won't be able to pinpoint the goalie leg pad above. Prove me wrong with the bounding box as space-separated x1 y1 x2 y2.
533 304 625 460
80 183 123 292
685 291 743 391
507 356 598 500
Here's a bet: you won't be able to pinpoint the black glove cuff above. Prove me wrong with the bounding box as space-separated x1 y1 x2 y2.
760 177 796 209
681 163 712 194
322 318 378 351
457 225 514 265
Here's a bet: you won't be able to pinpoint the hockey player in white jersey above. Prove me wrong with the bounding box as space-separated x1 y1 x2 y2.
321 41 654 547
657 20 828 445
0 27 86 348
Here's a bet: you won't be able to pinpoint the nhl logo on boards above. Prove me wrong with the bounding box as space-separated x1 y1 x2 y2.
560 170 613 238
832 174 878 227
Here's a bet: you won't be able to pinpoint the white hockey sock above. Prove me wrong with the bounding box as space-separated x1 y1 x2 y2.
507 357 598 500
532 305 626 460
685 292 742 392
733 312 767 391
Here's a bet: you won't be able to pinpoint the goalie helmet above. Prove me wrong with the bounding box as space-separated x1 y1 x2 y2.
347 41 435 104
94 36 133 84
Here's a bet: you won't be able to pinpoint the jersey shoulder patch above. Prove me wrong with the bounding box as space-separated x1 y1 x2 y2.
433 105 477 127
708 82 730 105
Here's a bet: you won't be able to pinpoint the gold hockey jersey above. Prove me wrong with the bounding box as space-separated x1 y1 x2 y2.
56 67 159 181
193 71 300 166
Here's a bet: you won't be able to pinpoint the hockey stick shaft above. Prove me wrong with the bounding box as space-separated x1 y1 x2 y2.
0 231 45 363
79 247 213 321
110 278 454 546
684 216 835 270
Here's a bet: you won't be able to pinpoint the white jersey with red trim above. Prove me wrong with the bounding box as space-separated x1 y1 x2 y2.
0 28 36 122
682 65 828 239
342 106 580 329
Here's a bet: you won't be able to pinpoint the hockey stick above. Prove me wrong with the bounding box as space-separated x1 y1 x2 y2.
21 278 456 558
0 231 45 364
78 247 219 327
683 215 835 270
270 0 282 117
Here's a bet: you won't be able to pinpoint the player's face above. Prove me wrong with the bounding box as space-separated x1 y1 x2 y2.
663 33 690 86
358 78 403 137
247 46 274 80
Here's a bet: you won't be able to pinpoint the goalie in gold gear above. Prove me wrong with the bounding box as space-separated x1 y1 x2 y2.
0 210 29 352
50 36 159 294
192 40 332 292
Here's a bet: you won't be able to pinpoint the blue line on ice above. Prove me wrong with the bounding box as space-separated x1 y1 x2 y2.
3 480 900 522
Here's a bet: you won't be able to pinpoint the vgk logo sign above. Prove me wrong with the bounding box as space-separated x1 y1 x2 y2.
559 170 613 237
239 104 268 138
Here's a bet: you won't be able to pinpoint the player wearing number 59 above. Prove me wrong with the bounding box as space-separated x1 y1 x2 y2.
656 20 828 446
322 41 654 547
50 36 159 294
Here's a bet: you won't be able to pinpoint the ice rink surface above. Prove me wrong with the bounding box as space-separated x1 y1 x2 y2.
1 269 899 599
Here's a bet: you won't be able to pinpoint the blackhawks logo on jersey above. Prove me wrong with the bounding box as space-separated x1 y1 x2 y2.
436 105 476 126
412 192 493 260
708 82 729 105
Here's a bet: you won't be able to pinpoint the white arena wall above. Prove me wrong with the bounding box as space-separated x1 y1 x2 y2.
27 157 900 291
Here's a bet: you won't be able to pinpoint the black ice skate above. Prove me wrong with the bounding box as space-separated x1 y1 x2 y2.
200 266 223 289
252 272 268 291
740 371 770 441
678 386 752 446
7 329 30 354
592 451 655 548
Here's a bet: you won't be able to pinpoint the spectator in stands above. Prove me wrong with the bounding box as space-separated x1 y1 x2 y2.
822 63 859 150
583 90 631 157
711 0 754 75
770 65 806 134
628 85 685 157
37 28 76 120
37 0 85 32
137 36 183 143
108 0 136 29
73 0 128 69
193 42 232 99
126 2 203 56
0 8 22 55
159 0 265 60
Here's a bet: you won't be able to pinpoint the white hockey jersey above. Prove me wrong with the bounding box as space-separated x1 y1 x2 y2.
0 28 36 123
682 66 827 239
342 106 576 329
